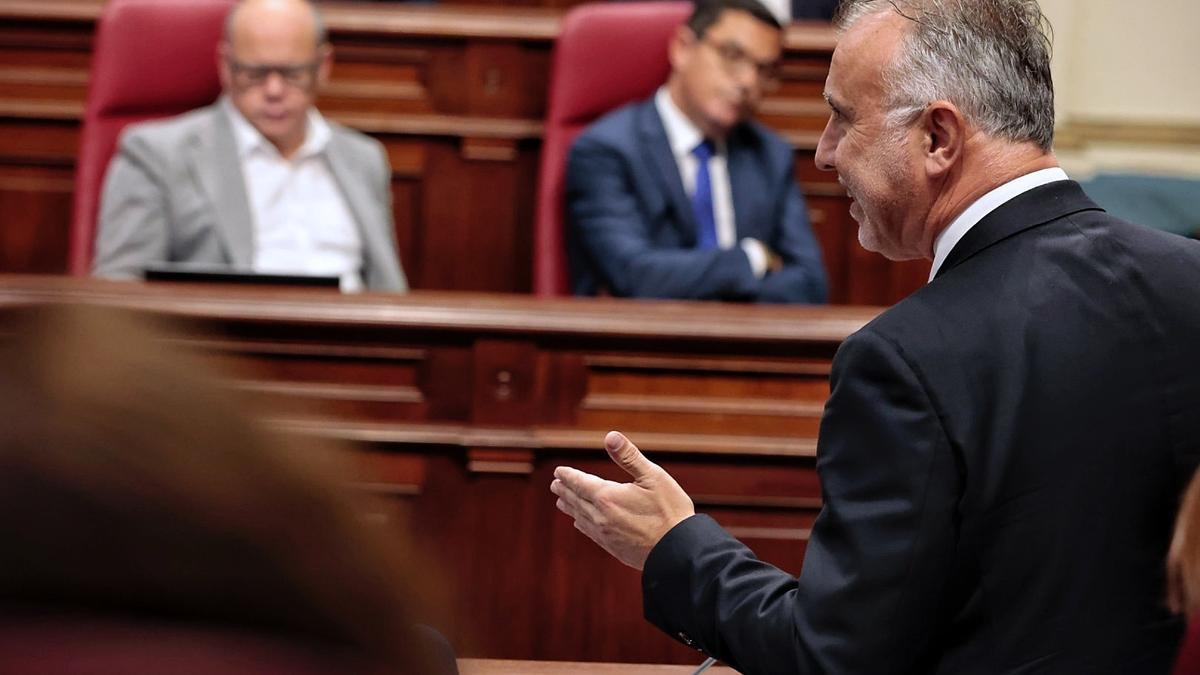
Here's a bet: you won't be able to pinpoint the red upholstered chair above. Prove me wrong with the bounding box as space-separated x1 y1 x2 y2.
1176 614 1200 674
69 0 234 276
532 1 691 297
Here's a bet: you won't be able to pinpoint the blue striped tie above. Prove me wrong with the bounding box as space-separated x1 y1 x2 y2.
690 140 718 250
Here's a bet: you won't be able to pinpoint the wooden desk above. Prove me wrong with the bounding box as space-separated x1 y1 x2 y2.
0 276 879 664
0 1 929 304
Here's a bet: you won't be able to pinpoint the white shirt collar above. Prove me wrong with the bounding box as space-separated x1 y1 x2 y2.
654 87 724 159
929 167 1070 281
221 95 331 161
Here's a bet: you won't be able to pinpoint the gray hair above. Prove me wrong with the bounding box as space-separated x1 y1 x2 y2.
223 0 328 48
836 0 1055 151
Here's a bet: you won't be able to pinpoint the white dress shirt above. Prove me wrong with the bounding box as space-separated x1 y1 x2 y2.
223 97 364 292
929 167 1070 281
654 88 769 278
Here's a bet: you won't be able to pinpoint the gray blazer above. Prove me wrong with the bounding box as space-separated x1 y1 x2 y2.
93 103 408 292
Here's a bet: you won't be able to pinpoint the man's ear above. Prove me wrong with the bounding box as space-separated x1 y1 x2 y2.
316 42 333 89
922 101 966 177
216 43 233 91
668 25 695 72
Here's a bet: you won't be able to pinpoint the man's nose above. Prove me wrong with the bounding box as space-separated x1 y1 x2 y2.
814 116 837 172
263 71 286 97
733 62 762 92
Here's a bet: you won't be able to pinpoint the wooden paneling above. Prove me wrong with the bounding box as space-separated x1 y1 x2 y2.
0 1 928 305
0 275 880 665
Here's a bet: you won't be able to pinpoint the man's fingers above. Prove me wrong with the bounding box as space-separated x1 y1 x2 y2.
551 478 602 523
604 431 660 482
553 465 610 499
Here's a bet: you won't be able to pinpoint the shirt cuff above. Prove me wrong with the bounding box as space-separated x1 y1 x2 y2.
740 238 768 279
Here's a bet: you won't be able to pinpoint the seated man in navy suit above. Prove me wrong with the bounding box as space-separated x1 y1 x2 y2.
566 0 828 303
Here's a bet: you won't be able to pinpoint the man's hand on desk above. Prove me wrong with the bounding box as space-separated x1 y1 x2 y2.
766 247 785 275
551 431 695 570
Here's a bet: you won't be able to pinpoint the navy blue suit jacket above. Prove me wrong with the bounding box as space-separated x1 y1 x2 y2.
642 181 1200 673
566 98 828 303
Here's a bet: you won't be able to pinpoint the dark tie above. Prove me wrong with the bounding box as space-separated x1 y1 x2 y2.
690 140 718 250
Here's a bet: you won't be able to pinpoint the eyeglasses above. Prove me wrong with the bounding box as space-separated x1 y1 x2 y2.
226 58 319 89
700 38 782 91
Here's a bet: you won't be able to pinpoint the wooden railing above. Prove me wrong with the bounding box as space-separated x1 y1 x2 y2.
0 274 879 663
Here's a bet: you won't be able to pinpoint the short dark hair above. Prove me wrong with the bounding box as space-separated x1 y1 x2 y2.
687 0 783 38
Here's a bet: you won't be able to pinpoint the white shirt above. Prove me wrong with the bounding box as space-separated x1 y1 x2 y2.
929 167 1070 281
755 0 790 23
654 88 769 278
222 97 364 292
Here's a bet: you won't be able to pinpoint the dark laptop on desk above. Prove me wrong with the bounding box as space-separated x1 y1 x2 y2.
143 263 342 290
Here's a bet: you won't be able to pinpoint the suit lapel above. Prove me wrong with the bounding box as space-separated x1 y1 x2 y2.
190 106 254 268
637 100 699 245
725 129 759 240
323 131 377 279
935 180 1105 279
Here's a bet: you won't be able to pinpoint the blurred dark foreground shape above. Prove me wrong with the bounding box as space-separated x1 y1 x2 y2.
0 303 456 674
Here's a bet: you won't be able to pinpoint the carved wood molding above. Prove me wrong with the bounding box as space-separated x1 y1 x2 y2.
181 337 428 361
1055 118 1200 148
0 277 879 342
233 380 426 404
581 392 825 418
584 353 832 375
0 0 102 21
275 418 819 459
330 111 543 140
0 100 82 120
466 448 536 474
0 1 839 50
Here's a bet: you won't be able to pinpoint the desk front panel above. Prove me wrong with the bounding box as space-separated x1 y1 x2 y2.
0 276 879 664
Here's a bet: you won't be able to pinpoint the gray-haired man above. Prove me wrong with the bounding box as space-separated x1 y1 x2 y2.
552 0 1200 671
93 0 406 292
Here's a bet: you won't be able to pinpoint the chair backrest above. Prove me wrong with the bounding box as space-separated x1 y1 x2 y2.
532 1 691 297
69 0 234 276
1174 611 1200 675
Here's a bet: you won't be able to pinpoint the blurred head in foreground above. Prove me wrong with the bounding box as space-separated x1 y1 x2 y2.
0 304 444 672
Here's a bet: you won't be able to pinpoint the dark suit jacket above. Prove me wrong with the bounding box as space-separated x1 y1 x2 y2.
792 0 839 20
642 181 1200 673
566 98 828 303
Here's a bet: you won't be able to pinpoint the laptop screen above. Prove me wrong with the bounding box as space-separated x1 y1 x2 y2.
143 264 341 290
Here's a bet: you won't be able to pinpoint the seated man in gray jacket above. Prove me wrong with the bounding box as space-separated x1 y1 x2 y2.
93 0 407 292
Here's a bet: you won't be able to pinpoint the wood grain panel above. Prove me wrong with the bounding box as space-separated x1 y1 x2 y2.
576 361 828 437
418 140 536 291
0 276 878 665
0 164 72 273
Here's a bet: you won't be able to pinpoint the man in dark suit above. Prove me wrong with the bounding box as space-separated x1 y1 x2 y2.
566 0 828 303
552 0 1200 672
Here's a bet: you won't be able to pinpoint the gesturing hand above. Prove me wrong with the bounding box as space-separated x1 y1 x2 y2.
551 431 696 570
